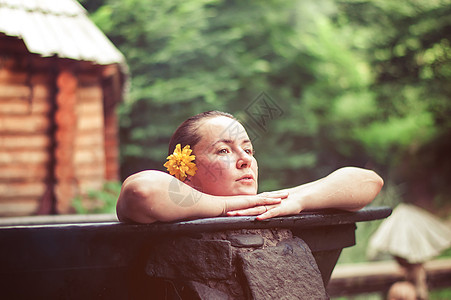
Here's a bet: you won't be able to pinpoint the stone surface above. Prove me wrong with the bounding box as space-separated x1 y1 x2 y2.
228 234 264 248
145 229 330 299
189 281 230 300
146 238 233 281
239 237 329 299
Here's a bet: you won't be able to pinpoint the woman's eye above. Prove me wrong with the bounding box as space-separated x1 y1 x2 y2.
244 149 254 155
218 148 229 154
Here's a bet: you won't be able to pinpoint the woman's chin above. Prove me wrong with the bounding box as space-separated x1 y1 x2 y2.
230 188 258 196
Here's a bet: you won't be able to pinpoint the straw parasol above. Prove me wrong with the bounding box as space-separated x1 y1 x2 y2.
367 203 451 264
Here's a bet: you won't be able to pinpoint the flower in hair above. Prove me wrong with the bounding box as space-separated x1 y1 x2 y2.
164 144 197 181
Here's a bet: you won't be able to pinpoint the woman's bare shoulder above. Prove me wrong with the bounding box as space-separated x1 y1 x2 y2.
123 170 169 184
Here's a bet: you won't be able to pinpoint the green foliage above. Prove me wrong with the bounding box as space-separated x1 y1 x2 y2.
430 288 451 300
72 181 121 214
80 0 451 204
332 288 451 300
354 111 437 163
337 182 405 264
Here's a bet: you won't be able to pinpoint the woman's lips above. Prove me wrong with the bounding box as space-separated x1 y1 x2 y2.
236 174 254 183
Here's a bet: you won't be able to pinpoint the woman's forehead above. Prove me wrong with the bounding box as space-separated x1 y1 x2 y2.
197 116 249 145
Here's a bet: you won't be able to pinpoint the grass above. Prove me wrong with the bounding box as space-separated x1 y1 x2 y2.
337 218 386 264
430 288 451 299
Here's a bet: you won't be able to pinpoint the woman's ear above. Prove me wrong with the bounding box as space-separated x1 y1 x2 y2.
184 176 194 187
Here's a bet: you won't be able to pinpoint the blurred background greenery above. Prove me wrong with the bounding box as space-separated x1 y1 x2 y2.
75 1 451 297
78 0 451 215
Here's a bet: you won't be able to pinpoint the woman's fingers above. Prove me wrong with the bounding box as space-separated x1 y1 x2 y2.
227 193 303 220
256 195 284 205
227 204 279 216
224 192 289 215
224 196 279 214
227 206 265 216
256 206 282 220
256 200 302 220
258 191 289 199
245 191 288 208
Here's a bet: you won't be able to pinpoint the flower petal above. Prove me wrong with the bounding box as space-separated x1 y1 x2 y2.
163 144 197 181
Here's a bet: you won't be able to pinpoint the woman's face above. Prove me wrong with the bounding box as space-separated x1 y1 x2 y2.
188 116 258 196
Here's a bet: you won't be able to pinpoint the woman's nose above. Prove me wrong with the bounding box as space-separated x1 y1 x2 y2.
236 150 252 169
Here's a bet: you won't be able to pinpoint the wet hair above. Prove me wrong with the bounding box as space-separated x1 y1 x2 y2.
168 111 236 155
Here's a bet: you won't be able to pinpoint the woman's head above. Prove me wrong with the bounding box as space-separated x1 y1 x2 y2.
387 281 416 300
168 111 258 196
168 111 236 155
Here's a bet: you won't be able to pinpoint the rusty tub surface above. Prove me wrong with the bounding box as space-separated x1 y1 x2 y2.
0 207 391 299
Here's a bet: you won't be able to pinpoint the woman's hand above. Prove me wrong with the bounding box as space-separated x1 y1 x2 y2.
227 167 384 220
226 192 296 219
221 191 289 216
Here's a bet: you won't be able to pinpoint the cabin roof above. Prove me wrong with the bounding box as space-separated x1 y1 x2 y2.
0 0 125 65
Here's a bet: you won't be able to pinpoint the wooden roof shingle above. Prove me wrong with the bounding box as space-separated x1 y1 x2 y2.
0 0 125 65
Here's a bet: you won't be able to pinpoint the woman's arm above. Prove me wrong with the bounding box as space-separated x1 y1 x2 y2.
228 167 384 220
116 170 286 223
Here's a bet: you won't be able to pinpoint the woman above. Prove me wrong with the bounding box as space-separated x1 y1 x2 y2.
117 111 383 223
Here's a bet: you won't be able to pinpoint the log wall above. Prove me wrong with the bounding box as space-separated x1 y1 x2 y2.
73 71 106 210
0 38 54 216
0 35 121 216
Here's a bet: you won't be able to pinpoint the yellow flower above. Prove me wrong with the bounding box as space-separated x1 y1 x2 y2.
164 144 197 181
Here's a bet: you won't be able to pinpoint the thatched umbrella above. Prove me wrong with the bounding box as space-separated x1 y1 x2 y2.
367 203 451 263
367 203 451 300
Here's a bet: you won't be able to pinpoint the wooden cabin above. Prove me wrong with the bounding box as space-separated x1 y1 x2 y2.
0 0 127 216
